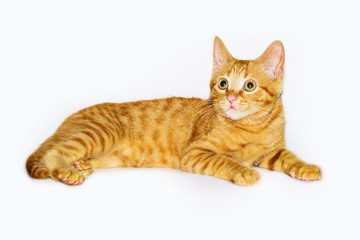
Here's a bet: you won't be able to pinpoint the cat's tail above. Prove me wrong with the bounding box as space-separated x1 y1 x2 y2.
26 149 49 179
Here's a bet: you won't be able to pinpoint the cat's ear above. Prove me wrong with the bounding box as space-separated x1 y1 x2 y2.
213 36 234 74
255 40 285 80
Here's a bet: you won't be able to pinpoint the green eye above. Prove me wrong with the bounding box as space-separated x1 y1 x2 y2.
244 80 257 92
218 78 228 90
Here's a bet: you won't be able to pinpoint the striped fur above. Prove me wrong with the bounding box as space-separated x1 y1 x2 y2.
26 37 321 186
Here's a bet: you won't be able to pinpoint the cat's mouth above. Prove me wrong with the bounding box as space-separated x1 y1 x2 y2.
215 99 253 121
221 96 262 120
222 104 250 120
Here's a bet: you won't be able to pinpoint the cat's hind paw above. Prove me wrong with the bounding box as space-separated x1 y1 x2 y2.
73 159 93 176
51 168 85 186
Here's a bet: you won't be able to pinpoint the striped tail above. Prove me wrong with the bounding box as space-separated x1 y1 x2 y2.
26 151 49 179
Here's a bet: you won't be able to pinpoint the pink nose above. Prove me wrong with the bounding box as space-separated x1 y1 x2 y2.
227 94 238 104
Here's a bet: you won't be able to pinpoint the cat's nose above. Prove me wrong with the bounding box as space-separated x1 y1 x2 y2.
227 94 238 104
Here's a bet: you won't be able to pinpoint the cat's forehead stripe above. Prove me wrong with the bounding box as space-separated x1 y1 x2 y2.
226 60 249 76
227 61 251 91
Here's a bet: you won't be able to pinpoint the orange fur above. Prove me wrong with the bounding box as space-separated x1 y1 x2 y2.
26 37 321 186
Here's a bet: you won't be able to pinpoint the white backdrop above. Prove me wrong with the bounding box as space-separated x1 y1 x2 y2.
1 0 359 239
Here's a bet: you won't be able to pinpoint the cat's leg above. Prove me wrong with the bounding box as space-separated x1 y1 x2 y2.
257 149 322 181
26 103 125 185
181 148 260 186
44 149 90 186
27 141 96 186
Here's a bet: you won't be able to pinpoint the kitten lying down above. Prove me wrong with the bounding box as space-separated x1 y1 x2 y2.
26 37 321 186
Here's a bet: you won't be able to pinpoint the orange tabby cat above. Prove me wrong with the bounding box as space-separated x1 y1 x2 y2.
26 37 322 186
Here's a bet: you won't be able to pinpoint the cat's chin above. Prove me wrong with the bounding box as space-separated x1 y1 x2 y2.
224 109 250 121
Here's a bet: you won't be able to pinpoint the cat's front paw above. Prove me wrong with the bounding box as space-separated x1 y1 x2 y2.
232 168 260 186
288 163 322 181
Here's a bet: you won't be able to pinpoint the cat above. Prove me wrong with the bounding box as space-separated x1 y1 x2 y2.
26 37 322 186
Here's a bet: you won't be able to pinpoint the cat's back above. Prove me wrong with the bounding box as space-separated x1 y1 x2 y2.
121 96 206 123
71 96 205 122
85 97 206 140
118 97 207 143
96 96 206 126
57 97 206 142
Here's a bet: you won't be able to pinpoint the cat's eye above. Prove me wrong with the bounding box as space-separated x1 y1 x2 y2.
243 80 257 92
218 78 228 90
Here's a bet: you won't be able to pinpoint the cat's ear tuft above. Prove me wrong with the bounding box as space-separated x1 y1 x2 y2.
255 40 285 80
213 36 233 74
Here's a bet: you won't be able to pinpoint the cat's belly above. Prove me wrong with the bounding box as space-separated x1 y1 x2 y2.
89 142 181 170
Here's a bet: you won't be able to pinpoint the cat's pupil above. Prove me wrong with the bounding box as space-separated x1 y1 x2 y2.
220 80 227 87
247 82 254 89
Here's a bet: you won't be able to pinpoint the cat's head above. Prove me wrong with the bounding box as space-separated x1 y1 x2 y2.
210 37 285 121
